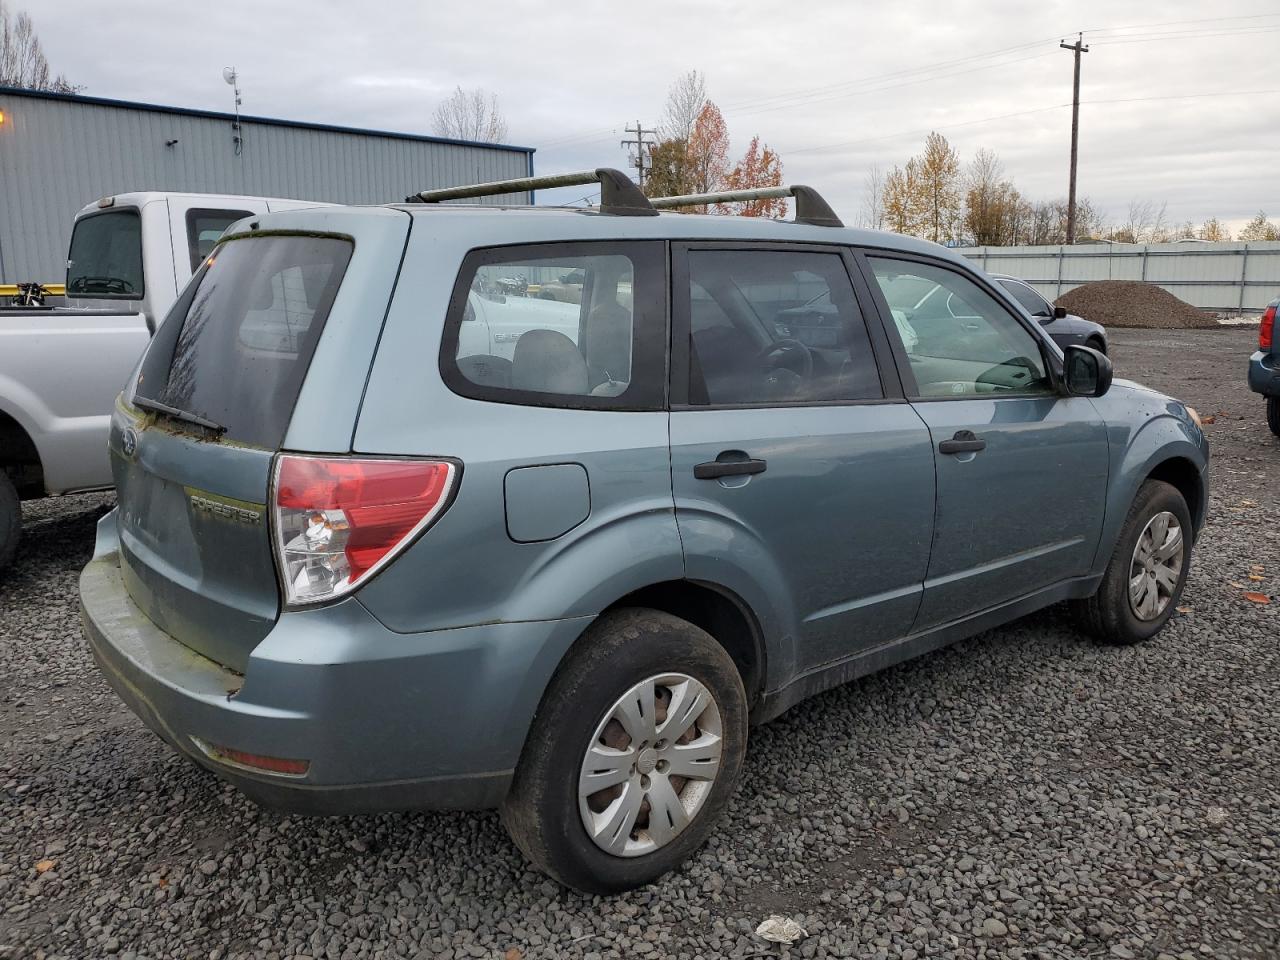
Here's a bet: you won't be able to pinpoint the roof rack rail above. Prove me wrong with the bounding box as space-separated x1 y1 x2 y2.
649 185 844 228
405 168 657 217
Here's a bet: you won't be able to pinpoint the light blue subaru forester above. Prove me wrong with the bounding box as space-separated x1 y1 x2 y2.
81 169 1209 893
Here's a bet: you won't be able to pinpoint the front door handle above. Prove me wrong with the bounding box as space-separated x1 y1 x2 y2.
694 457 768 480
938 430 986 455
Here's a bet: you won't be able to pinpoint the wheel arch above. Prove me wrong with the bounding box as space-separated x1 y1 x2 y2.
599 580 769 712
0 407 45 498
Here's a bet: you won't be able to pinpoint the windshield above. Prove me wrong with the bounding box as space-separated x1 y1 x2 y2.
66 209 144 299
134 234 353 448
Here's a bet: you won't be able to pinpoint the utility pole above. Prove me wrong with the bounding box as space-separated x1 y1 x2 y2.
620 121 657 187
1060 33 1089 243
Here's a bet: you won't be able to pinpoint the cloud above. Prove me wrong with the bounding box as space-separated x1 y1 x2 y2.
31 0 1279 227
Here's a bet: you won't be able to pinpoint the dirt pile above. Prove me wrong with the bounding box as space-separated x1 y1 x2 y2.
1056 280 1219 329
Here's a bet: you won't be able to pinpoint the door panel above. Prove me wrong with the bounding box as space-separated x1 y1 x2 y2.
670 406 936 673
909 396 1108 628
862 253 1110 630
670 243 934 677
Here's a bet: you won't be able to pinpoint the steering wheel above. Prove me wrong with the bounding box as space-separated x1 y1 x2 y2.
755 338 813 380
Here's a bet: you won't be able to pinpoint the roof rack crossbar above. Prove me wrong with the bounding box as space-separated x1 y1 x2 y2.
406 168 657 216
649 184 844 228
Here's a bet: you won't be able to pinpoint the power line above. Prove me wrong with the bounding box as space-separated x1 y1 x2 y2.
1081 12 1280 35
785 89 1280 156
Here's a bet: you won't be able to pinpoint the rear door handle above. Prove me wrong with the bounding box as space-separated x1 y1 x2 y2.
694 458 768 480
938 430 986 455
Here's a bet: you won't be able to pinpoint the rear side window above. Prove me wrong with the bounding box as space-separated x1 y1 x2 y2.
441 242 666 410
683 248 883 405
135 234 352 448
66 209 144 299
186 208 252 272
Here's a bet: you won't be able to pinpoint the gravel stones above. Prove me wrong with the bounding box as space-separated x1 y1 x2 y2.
1056 280 1220 329
0 329 1276 959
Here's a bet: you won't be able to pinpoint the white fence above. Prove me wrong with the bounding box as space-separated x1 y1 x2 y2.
958 241 1280 315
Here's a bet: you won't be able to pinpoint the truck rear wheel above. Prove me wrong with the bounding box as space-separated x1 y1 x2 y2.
501 608 747 894
1268 396 1280 437
0 471 20 572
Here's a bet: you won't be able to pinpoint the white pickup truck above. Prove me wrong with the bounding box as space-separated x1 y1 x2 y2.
0 191 325 569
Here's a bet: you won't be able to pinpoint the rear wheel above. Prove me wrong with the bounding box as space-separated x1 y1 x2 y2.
1073 480 1191 645
501 608 747 894
0 471 20 573
1268 396 1280 437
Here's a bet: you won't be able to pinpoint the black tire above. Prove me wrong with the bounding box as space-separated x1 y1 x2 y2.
501 608 747 894
0 471 20 573
1073 480 1192 645
1268 396 1280 438
1086 336 1107 356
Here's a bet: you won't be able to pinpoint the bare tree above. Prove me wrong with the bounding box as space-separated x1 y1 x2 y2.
1114 199 1168 243
431 86 508 143
0 1 76 91
660 70 708 142
858 165 886 230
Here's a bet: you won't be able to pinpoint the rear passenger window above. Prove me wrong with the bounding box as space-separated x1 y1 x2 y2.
683 249 882 405
442 242 665 410
186 208 253 273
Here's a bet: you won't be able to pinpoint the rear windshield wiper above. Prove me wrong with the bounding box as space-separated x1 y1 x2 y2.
133 395 227 435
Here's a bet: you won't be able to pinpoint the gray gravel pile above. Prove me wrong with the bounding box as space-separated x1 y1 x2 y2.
1056 281 1219 329
1 329 1277 959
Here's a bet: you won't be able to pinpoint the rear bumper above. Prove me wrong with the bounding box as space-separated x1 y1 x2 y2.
1248 351 1278 396
80 544 590 813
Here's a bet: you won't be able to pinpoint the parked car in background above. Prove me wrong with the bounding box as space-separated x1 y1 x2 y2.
1248 297 1279 436
0 192 325 571
80 170 1208 896
994 274 1109 354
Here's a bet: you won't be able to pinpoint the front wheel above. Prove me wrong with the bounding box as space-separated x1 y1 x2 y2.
501 608 747 894
1086 336 1107 356
1268 396 1280 437
0 471 20 573
1073 479 1192 645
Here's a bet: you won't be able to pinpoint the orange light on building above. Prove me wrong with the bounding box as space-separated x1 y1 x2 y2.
0 110 6 125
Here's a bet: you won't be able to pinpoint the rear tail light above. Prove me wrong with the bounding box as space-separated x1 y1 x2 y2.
195 739 310 777
271 455 457 605
1261 304 1276 351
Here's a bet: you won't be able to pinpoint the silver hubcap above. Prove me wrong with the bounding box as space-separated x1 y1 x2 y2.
578 673 723 858
1128 510 1184 621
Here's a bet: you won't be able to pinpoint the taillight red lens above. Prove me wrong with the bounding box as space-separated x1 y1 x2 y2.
273 456 456 605
1261 305 1276 351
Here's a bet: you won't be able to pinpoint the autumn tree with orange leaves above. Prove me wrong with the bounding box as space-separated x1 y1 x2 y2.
717 137 786 217
643 73 787 217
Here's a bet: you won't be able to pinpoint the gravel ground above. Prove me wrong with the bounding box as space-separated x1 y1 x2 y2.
1 328 1276 960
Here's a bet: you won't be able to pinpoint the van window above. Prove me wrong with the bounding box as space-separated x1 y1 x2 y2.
66 209 144 299
683 248 883 405
186 208 253 272
441 242 666 410
134 234 352 448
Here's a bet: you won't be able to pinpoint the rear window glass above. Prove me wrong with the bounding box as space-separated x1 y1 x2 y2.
135 234 352 448
66 209 144 299
186 208 252 272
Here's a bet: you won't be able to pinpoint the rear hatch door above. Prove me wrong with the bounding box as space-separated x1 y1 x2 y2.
113 209 410 672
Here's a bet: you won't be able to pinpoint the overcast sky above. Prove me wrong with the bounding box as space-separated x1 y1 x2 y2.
34 0 1280 233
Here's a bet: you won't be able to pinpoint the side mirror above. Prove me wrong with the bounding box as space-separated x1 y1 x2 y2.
1062 344 1113 398
1053 305 1068 319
